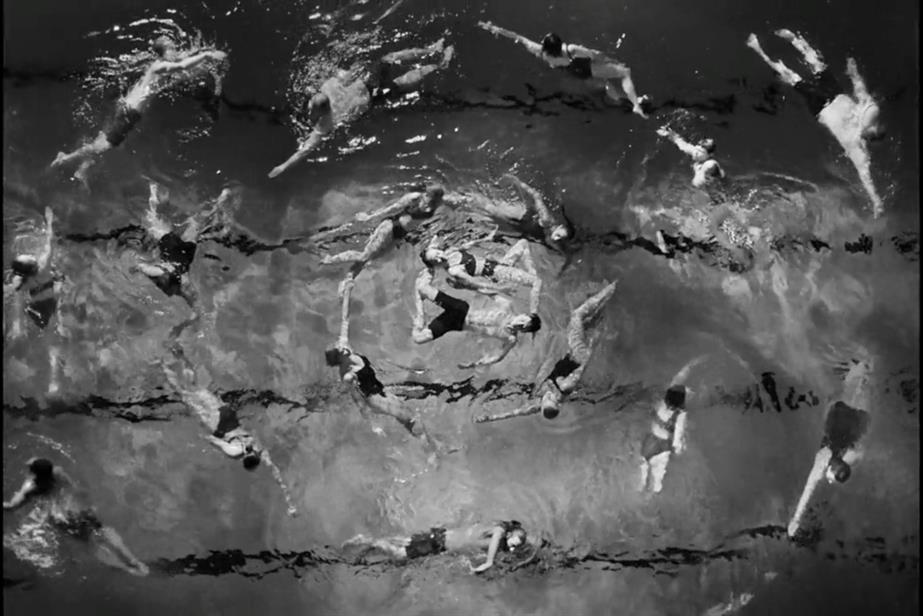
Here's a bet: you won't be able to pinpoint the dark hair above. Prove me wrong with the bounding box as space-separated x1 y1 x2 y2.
152 35 176 57
664 385 686 410
11 256 38 278
543 405 560 420
242 452 261 470
425 184 445 206
309 93 331 114
29 458 54 480
541 33 564 56
523 313 542 333
324 348 344 367
419 245 439 267
830 457 851 483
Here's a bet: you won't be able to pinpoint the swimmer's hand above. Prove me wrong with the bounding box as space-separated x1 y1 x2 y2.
268 164 286 179
468 558 493 574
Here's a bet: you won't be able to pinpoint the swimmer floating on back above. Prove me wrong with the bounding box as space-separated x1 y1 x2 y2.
269 38 455 178
412 266 542 368
163 345 299 517
747 29 885 217
420 233 543 315
325 273 432 444
478 21 649 118
342 519 533 574
3 457 149 576
51 35 227 184
787 355 872 538
475 280 618 422
639 355 706 494
656 126 726 189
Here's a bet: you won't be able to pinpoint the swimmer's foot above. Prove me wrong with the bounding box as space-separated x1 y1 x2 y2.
774 28 796 41
129 561 150 577
50 152 67 168
745 33 760 51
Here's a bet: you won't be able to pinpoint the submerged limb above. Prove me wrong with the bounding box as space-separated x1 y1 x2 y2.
50 132 110 170
775 28 827 74
845 57 872 103
646 451 671 493
788 448 831 537
473 403 541 423
746 34 803 86
568 280 618 355
268 132 324 178
842 139 884 217
94 526 149 576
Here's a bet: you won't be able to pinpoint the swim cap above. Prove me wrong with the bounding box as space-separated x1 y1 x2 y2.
829 457 851 483
664 385 686 410
541 33 564 56
28 458 54 480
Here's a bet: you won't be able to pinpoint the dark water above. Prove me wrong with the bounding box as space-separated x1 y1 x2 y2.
3 0 919 614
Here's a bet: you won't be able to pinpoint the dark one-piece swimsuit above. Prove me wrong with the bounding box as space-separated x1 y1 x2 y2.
546 354 581 394
405 527 447 559
559 47 593 80
822 401 870 457
149 232 197 296
104 102 143 147
354 355 386 398
427 291 470 340
212 405 241 439
641 385 687 460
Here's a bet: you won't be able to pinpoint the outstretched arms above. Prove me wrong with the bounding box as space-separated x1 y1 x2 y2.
657 127 704 159
474 402 541 423
459 336 517 369
478 21 544 58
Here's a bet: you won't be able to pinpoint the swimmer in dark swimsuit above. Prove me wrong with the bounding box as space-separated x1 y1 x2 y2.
3 458 149 576
412 267 541 368
163 345 299 516
475 280 617 423
478 22 649 117
421 232 543 314
639 356 707 493
342 520 532 573
747 30 885 217
657 126 726 189
51 35 227 184
268 39 455 178
788 356 873 537
320 185 446 279
325 274 431 442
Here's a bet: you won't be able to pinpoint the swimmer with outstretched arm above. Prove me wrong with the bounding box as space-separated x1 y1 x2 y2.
412 266 542 368
51 36 227 183
747 29 884 217
343 519 533 573
420 232 543 315
787 355 872 538
325 273 432 443
475 280 617 422
3 458 150 576
163 345 299 517
269 39 454 178
478 21 649 118
656 127 725 188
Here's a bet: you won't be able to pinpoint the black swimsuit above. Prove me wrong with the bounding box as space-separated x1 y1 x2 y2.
150 233 197 296
793 69 841 117
213 405 241 439
427 291 470 339
459 250 499 278
355 355 386 398
562 47 593 80
12 258 39 279
390 217 409 241
25 274 57 329
822 401 870 457
104 102 143 147
546 354 581 393
405 527 447 559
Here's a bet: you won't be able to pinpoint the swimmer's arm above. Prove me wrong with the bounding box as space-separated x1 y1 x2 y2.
469 526 505 573
672 411 688 454
37 207 54 271
152 50 227 75
2 477 37 510
356 193 419 222
787 447 831 537
477 22 544 58
506 175 554 224
268 132 325 178
261 450 299 517
205 435 243 457
460 336 516 369
474 403 541 423
657 128 701 159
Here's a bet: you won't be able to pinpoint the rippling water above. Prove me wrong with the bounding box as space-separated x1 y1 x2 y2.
3 0 919 614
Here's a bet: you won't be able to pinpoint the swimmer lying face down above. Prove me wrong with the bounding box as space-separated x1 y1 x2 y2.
163 344 299 517
412 266 541 369
342 520 533 573
475 280 618 423
3 457 149 576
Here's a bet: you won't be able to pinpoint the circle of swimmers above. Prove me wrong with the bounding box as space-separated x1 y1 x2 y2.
4 20 880 577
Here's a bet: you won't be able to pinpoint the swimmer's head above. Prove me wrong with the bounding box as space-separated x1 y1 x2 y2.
419 244 445 268
511 312 542 334
325 347 347 367
664 385 686 410
424 184 445 208
506 527 527 551
307 93 332 121
242 444 262 470
826 456 851 484
541 390 561 419
541 33 564 57
550 224 570 243
699 138 717 154
152 35 178 58
28 458 54 481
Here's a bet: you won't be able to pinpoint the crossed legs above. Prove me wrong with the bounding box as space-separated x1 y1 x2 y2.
566 281 618 363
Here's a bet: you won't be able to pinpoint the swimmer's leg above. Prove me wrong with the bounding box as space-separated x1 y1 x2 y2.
391 64 440 89
647 451 671 493
774 29 827 74
320 250 366 265
617 72 648 118
144 182 173 241
381 38 445 65
51 132 110 170
845 57 872 103
746 34 803 86
366 392 421 437
639 458 651 492
412 269 439 343
94 526 149 576
841 138 884 217
48 345 61 396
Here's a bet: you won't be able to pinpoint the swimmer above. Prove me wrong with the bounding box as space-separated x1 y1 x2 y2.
3 458 149 576
51 36 227 184
639 356 706 493
412 267 542 368
747 30 884 217
319 184 444 277
478 22 649 117
487 174 573 248
656 126 726 188
4 207 66 394
342 520 533 573
268 39 454 178
787 356 872 538
163 345 299 517
420 233 543 315
475 280 617 422
325 273 431 442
